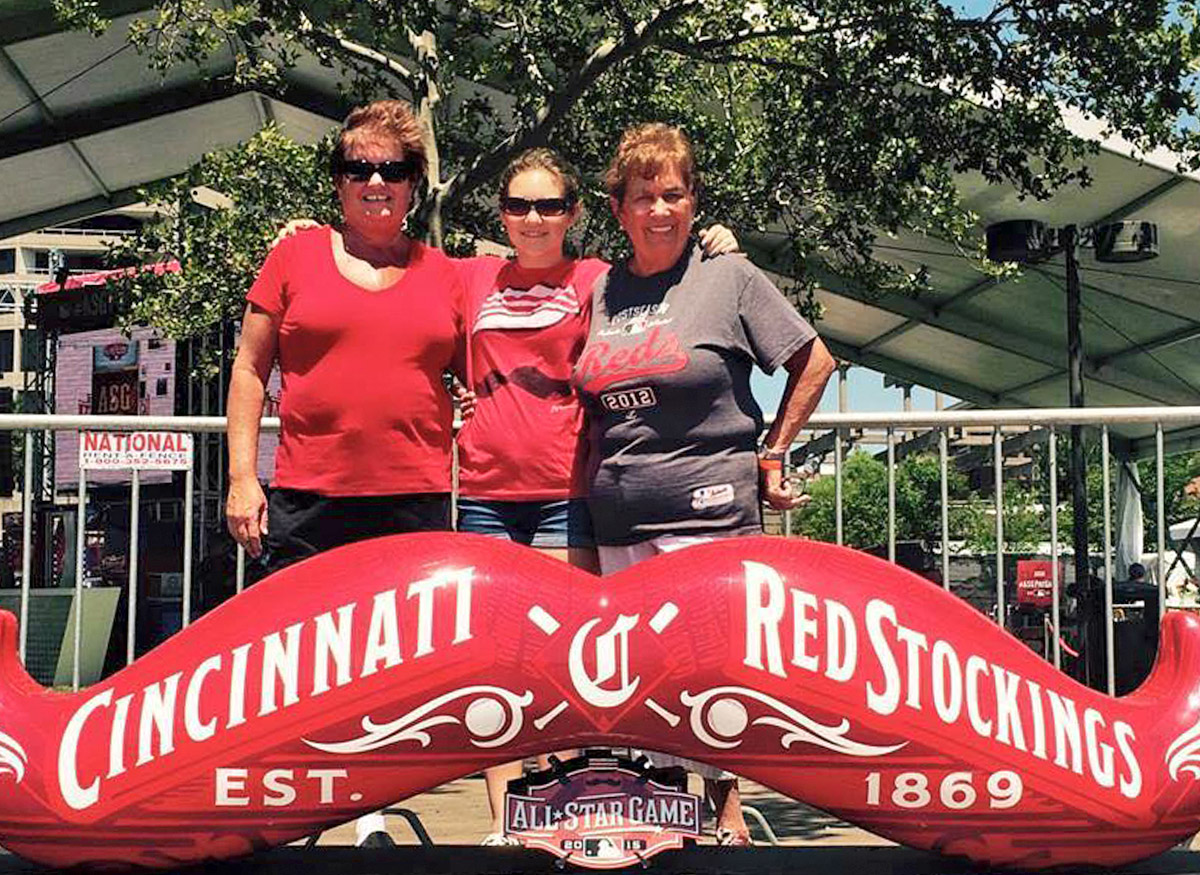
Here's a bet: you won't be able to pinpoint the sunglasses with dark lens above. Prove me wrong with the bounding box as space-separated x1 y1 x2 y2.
336 158 418 183
499 196 575 217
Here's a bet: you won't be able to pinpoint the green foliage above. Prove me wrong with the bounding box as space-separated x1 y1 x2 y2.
52 0 108 35
964 443 1200 557
959 483 1050 555
54 0 1200 338
103 127 339 353
794 440 1200 557
793 450 973 548
1137 451 1200 544
1022 436 1200 551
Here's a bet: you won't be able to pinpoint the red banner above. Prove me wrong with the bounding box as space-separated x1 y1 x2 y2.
1017 559 1059 607
0 534 1195 869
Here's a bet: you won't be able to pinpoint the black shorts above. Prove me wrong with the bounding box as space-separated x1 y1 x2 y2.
262 488 451 576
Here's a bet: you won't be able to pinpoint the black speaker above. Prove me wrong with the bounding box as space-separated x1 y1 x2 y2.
986 219 1056 263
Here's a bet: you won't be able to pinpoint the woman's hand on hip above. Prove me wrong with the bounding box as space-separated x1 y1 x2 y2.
226 476 269 558
759 467 811 512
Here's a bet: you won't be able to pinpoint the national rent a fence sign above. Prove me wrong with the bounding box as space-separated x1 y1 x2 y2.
79 432 193 471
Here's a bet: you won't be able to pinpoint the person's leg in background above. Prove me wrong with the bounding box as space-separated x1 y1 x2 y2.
348 492 452 848
597 535 751 845
473 499 597 843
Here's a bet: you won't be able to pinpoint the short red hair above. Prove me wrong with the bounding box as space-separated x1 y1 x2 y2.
605 123 696 203
331 100 428 181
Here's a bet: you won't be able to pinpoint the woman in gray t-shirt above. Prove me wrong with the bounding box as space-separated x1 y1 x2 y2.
571 122 835 845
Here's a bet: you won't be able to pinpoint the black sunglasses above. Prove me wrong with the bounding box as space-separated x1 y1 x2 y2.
335 158 419 183
499 196 575 217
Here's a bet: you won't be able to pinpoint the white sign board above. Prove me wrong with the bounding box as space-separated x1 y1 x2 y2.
79 432 194 471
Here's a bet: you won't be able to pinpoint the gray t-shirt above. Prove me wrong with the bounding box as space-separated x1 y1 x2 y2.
573 244 817 545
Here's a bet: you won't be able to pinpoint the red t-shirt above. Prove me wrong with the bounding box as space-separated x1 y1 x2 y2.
247 228 465 496
456 256 610 500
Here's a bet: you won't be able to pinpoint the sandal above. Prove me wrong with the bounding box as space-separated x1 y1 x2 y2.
480 832 522 847
715 827 753 847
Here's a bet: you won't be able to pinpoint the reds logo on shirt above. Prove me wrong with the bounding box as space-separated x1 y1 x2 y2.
474 283 582 332
576 327 689 394
599 302 671 337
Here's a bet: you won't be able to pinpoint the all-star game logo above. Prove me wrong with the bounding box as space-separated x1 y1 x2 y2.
505 751 701 869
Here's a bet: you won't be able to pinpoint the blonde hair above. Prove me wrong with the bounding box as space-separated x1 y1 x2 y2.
331 100 428 181
604 123 696 203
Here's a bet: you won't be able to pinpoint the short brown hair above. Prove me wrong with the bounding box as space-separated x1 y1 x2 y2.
499 147 581 205
605 123 696 203
331 100 428 182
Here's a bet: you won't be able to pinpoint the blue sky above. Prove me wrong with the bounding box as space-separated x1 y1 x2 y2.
751 365 953 414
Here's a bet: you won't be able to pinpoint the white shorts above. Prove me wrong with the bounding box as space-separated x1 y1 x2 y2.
599 532 756 780
598 532 756 575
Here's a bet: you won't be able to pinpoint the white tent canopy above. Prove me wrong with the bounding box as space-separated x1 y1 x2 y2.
1169 518 1200 542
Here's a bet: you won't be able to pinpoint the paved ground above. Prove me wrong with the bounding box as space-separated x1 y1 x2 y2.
295 774 1200 874
2 771 1197 872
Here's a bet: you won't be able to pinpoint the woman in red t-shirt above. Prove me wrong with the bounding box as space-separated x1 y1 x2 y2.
225 100 465 576
456 151 602 845
454 150 606 575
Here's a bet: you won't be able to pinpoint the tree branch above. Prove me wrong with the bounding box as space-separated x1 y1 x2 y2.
408 27 444 245
439 0 700 212
660 42 813 73
677 14 1006 54
298 16 418 93
984 1 1016 25
515 11 551 93
679 19 883 53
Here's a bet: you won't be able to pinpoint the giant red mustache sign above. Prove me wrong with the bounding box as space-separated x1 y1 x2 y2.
0 533 1198 869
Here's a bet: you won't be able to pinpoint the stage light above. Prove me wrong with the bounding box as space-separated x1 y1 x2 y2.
985 219 1057 263
983 213 1161 693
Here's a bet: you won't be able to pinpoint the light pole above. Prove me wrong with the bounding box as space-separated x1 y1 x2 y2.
986 218 1158 689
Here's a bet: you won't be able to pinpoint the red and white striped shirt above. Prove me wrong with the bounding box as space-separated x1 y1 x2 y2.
456 256 610 500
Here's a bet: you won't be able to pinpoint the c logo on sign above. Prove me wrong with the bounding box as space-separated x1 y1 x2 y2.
568 615 641 708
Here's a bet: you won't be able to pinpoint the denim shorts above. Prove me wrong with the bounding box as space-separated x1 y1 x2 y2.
456 498 594 548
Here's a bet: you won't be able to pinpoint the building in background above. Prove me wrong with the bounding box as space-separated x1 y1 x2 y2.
0 208 282 679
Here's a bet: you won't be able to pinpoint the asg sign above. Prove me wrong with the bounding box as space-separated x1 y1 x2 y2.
505 752 700 868
0 535 1198 870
